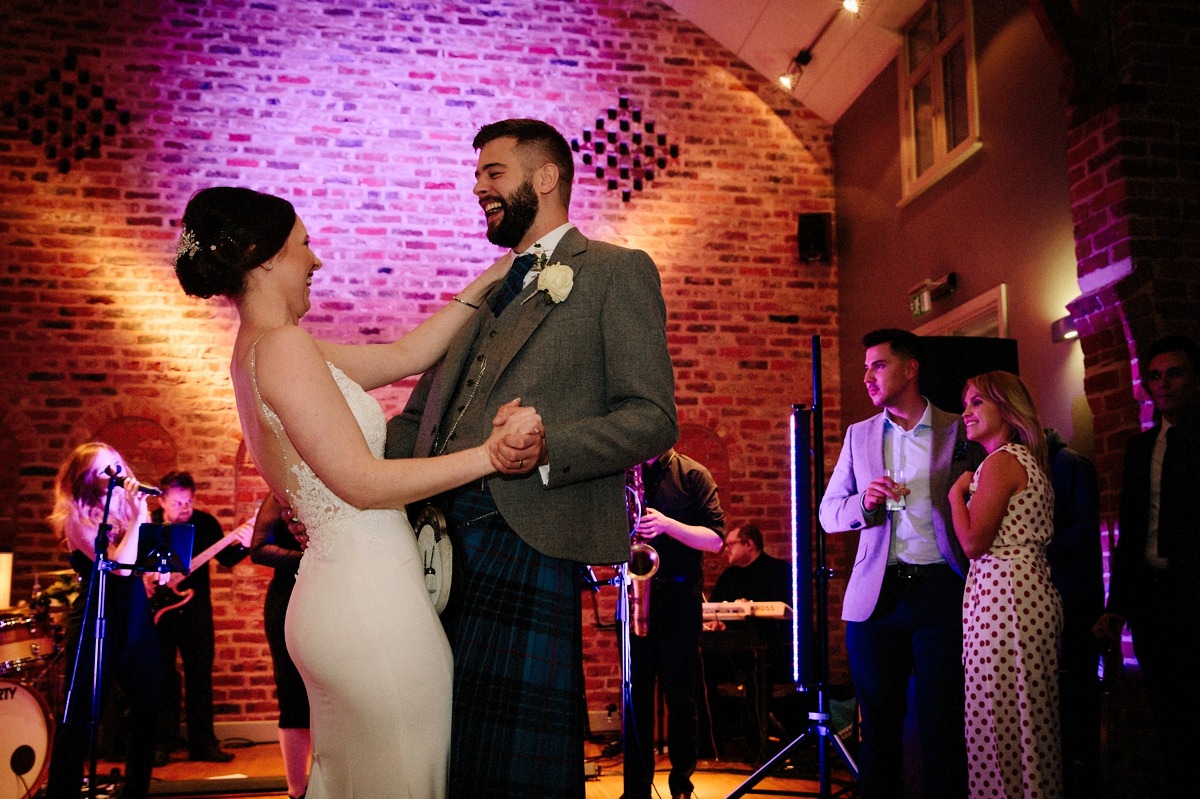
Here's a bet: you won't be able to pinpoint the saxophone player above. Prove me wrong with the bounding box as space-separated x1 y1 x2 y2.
623 448 725 799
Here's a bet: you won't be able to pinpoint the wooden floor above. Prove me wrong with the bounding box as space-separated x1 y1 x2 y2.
37 715 1168 799
88 740 854 798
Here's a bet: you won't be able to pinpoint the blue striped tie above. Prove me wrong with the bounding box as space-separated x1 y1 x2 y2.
490 253 537 316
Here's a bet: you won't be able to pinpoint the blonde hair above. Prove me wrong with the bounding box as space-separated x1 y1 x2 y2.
49 442 140 549
963 371 1048 470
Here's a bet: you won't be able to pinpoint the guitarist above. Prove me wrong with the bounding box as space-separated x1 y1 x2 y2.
151 471 252 765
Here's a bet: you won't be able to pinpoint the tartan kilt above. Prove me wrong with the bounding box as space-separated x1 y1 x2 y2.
442 490 586 799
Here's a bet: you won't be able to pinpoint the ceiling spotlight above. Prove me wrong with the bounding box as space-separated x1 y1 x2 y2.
843 0 860 13
778 49 812 91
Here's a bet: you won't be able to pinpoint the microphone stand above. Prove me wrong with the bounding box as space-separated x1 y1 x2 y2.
579 562 636 772
59 470 123 799
580 479 643 788
617 559 634 756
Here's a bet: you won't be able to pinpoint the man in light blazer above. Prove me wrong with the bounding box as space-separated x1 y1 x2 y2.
818 329 982 799
387 119 678 799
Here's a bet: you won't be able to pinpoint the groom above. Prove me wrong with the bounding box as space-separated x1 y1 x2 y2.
386 118 678 799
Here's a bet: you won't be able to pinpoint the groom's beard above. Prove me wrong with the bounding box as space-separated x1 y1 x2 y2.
486 178 539 248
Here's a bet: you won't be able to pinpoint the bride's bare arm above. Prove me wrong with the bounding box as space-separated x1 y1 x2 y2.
316 252 513 390
254 324 537 510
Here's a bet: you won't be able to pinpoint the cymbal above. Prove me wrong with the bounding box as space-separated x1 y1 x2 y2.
40 569 77 579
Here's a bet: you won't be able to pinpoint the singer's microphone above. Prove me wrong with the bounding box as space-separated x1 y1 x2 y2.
103 464 163 496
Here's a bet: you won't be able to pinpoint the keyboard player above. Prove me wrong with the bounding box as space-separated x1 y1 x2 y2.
703 523 795 758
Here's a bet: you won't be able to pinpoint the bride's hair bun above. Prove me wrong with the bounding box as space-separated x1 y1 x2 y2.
174 187 296 299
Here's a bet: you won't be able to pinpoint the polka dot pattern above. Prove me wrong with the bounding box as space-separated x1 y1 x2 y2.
962 444 1064 799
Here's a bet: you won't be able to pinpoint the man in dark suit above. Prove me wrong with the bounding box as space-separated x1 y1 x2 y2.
1094 334 1200 796
387 118 678 799
818 329 983 799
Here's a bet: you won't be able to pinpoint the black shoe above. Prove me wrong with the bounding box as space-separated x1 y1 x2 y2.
188 744 234 763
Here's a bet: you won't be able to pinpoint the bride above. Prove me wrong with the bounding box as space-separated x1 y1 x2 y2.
174 186 541 798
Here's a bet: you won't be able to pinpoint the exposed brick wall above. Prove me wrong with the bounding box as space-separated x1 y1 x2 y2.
1063 0 1200 520
1059 4 1199 787
0 0 837 722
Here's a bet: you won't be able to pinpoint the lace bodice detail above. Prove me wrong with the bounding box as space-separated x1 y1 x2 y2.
252 346 387 561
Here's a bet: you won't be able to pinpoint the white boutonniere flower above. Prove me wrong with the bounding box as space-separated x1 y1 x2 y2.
536 263 573 304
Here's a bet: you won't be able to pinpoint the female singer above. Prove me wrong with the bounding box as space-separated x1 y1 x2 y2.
44 442 163 799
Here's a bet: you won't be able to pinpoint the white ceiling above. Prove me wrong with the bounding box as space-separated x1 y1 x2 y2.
663 0 925 123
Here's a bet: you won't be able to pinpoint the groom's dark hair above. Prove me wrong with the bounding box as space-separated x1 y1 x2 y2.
474 118 575 207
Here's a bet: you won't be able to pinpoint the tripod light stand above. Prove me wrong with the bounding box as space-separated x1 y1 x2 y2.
728 335 858 799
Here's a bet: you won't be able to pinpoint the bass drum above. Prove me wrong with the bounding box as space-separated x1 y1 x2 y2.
0 680 52 799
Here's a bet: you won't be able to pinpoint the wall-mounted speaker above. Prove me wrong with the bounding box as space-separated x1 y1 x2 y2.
797 212 832 264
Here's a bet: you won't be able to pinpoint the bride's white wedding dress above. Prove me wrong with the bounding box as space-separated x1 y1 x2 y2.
257 354 452 798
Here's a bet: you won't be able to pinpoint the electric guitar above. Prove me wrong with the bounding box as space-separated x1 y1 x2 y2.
146 517 254 624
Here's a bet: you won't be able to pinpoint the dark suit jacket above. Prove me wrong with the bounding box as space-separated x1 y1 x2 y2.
817 403 983 622
387 227 678 564
1108 419 1200 619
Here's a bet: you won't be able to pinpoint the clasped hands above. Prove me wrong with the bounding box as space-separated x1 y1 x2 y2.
286 400 546 547
485 398 545 476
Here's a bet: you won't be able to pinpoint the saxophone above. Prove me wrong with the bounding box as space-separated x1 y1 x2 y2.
626 463 659 637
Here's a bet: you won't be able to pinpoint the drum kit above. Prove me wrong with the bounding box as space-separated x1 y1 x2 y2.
1 569 76 799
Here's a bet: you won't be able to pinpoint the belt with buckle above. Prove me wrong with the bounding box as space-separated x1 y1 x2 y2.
888 562 949 580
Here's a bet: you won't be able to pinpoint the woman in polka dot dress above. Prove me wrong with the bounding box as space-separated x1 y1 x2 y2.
948 371 1063 799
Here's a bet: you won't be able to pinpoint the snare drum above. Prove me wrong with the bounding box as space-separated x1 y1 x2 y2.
0 613 57 676
0 680 52 799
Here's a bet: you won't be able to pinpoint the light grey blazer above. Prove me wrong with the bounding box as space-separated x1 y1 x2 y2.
818 404 981 622
387 227 678 565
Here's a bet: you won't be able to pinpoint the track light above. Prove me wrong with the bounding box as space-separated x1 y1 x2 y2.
778 50 812 91
779 1 859 92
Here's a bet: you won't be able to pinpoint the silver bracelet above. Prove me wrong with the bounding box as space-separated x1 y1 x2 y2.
453 296 480 309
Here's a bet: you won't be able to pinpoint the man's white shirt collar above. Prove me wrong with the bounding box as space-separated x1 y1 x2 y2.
884 399 933 433
518 222 574 261
516 223 574 289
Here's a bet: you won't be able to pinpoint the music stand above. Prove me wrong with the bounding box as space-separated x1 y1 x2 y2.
59 472 192 799
727 334 858 799
137 523 194 576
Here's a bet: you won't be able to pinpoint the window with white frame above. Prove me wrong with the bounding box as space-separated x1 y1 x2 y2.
898 0 981 203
